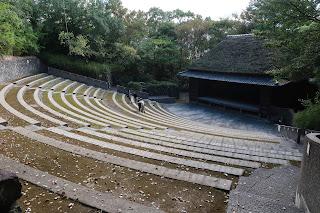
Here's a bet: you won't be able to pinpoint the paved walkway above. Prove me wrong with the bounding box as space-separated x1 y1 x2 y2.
227 165 302 213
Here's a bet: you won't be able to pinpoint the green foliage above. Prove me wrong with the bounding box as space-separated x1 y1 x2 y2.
294 104 320 130
147 81 178 89
294 90 320 130
0 1 39 55
41 52 110 78
59 31 91 57
37 0 125 60
244 0 320 83
127 81 142 91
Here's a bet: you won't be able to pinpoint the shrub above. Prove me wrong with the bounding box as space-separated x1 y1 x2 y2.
40 52 111 79
293 103 320 130
147 81 178 89
127 81 142 91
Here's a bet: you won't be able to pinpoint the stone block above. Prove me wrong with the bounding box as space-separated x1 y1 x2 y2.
0 170 22 207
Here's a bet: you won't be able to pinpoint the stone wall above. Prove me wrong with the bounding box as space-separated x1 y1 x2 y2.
117 85 149 99
0 56 45 83
48 67 110 90
296 133 320 213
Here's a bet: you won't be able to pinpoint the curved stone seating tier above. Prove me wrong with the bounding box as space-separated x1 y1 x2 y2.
11 126 232 191
79 127 262 168
0 83 40 126
0 117 8 126
92 96 157 129
93 88 101 98
83 86 96 97
58 90 111 128
78 91 144 129
49 127 245 175
38 77 62 89
72 83 85 94
178 130 298 153
0 154 165 213
102 127 295 163
18 85 68 127
47 90 92 127
119 93 288 142
34 89 89 127
111 92 167 129
144 99 285 142
139 128 301 155
45 80 110 128
129 96 196 128
13 73 46 85
69 85 128 128
61 81 78 93
120 128 301 162
122 93 264 140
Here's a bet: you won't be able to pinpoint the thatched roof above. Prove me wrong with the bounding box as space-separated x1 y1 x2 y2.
188 34 274 75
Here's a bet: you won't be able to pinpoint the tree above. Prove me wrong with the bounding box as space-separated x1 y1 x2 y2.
138 38 180 81
243 0 320 83
176 18 211 62
121 10 148 46
36 0 125 61
0 1 39 55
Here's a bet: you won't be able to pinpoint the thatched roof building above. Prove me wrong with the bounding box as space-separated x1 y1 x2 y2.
180 34 315 123
180 34 286 87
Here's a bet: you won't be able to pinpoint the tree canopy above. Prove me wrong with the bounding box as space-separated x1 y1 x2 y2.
1 0 319 90
243 0 320 83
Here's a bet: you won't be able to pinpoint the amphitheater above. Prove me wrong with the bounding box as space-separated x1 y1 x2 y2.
0 73 303 212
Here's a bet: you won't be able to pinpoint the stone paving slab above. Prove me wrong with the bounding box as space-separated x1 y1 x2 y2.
49 127 245 175
0 154 165 213
11 127 232 190
227 165 302 213
227 191 302 213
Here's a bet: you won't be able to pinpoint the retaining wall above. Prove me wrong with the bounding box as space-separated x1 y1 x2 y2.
274 124 301 143
48 67 110 90
0 56 45 82
117 85 149 99
296 133 320 213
